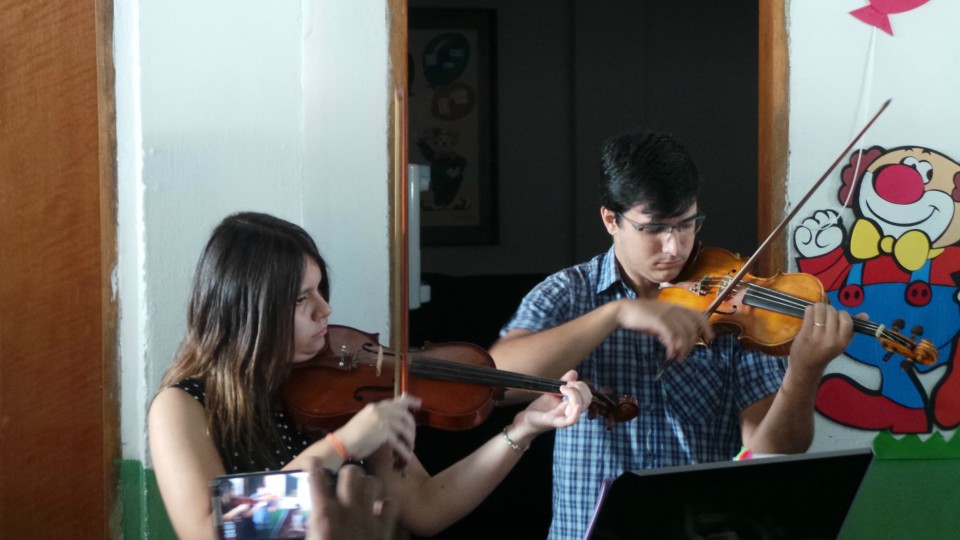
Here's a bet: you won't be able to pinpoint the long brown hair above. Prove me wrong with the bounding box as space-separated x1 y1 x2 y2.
161 212 329 471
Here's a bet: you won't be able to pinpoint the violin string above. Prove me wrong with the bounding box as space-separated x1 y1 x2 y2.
738 282 914 347
411 356 563 393
411 357 556 391
410 356 618 407
346 341 619 407
740 284 915 347
412 357 538 387
698 277 915 348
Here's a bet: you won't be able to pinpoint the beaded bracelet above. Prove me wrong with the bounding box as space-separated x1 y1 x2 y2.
501 424 529 454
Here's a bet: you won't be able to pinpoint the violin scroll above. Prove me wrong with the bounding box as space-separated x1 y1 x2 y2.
587 390 639 429
877 322 939 366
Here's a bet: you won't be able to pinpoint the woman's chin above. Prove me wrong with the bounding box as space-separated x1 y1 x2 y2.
293 336 327 363
292 347 322 364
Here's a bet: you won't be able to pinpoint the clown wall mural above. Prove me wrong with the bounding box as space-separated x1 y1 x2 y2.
794 145 960 434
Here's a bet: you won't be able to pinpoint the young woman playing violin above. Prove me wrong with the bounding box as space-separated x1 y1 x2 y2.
148 212 593 540
490 128 863 540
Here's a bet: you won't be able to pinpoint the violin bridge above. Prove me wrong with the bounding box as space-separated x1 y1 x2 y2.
717 276 734 297
693 277 710 295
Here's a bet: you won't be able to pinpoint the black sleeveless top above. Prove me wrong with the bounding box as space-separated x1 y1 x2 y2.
173 378 317 473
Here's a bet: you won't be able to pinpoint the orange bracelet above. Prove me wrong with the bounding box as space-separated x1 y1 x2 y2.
325 432 350 461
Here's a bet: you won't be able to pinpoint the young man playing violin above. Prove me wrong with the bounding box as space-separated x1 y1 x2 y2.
489 128 859 540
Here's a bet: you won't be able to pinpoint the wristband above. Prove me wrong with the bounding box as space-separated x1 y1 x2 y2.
325 432 350 461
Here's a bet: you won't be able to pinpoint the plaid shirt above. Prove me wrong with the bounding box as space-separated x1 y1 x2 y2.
501 246 786 540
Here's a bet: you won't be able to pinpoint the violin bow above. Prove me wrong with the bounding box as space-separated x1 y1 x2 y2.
388 86 410 470
391 85 410 398
703 98 891 317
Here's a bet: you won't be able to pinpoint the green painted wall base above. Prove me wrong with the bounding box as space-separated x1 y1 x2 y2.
121 432 960 538
121 459 177 539
839 432 960 539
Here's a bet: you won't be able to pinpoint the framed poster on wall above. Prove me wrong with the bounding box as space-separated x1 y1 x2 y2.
409 9 498 245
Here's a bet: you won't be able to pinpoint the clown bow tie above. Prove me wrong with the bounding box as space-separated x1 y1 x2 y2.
849 218 942 272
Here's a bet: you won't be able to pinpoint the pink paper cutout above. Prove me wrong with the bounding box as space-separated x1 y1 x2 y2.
850 0 930 36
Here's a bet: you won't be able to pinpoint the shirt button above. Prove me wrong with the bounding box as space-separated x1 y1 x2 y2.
644 403 655 412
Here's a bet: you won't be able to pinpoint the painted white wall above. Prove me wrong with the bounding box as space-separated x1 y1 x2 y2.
303 0 392 328
786 0 960 451
116 0 392 463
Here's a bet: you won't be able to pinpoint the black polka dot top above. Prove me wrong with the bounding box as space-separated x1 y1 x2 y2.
173 378 318 473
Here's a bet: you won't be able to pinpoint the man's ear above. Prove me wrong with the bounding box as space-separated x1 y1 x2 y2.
601 207 619 235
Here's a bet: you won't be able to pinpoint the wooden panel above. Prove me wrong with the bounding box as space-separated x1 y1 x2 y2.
0 0 117 536
758 0 789 275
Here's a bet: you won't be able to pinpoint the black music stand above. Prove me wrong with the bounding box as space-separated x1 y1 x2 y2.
585 448 874 540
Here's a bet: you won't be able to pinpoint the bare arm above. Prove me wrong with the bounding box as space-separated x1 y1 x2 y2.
148 371 586 537
148 388 228 540
371 373 592 536
741 303 856 454
149 389 421 539
284 394 423 473
490 301 621 378
490 298 712 379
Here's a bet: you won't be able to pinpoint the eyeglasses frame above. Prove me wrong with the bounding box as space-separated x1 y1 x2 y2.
616 212 706 237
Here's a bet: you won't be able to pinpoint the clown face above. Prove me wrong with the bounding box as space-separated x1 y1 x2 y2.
856 147 960 248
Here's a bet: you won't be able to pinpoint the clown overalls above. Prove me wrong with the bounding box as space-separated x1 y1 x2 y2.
798 246 960 433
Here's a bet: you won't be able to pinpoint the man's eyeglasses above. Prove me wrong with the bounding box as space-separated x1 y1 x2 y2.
617 213 706 238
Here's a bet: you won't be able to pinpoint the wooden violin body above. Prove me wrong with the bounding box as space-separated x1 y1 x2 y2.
659 247 825 356
659 247 939 365
285 326 497 432
284 325 640 433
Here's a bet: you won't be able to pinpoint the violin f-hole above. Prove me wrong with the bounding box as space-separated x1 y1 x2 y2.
353 386 394 402
713 305 739 316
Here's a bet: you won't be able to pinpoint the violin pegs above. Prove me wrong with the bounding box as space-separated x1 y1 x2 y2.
891 318 905 331
911 325 924 339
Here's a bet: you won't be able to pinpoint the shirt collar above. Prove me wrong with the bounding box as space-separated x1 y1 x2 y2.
597 244 635 298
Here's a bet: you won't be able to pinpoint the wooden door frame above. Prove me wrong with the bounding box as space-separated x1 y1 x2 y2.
758 0 789 275
0 0 119 535
96 0 122 534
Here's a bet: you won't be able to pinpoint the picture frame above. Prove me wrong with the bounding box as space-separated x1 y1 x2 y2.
409 9 498 246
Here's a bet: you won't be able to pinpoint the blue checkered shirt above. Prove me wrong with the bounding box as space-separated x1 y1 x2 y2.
501 246 787 540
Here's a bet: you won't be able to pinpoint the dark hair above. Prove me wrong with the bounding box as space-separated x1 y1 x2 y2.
161 212 329 471
598 129 700 219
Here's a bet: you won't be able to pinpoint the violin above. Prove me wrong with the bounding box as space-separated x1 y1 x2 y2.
283 325 639 433
652 98 935 366
658 246 939 365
